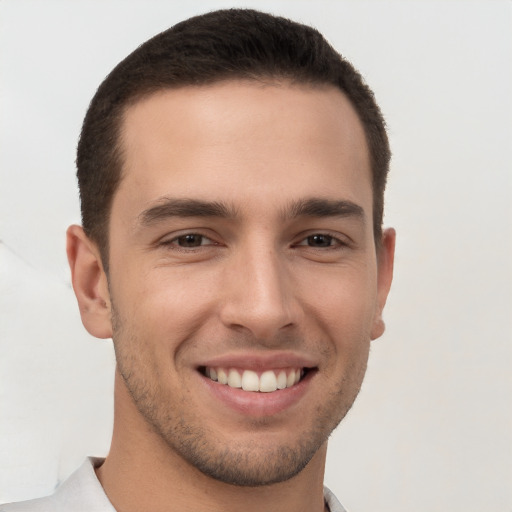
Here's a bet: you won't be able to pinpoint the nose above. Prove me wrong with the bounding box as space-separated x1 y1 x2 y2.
219 244 300 342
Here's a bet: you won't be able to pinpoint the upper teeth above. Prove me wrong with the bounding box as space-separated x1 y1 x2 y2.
205 367 302 393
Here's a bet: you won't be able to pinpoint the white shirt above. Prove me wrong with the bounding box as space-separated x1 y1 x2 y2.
1 458 347 512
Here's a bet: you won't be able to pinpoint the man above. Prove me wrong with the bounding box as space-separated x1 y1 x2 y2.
2 8 394 512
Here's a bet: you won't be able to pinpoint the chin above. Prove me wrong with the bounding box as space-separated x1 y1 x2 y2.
164 427 328 487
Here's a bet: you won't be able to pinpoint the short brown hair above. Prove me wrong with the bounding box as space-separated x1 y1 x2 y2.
77 8 390 267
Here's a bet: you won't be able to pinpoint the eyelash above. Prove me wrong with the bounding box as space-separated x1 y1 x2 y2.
293 233 346 249
160 231 348 251
160 233 217 251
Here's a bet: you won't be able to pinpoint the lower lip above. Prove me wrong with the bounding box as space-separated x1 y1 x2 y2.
199 371 314 418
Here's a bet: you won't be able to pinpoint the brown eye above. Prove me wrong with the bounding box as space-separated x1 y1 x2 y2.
176 234 205 247
306 234 334 247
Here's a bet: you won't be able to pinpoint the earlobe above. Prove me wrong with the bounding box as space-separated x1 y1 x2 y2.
66 225 113 339
371 228 396 341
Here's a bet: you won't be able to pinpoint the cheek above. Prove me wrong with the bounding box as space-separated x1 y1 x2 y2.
301 265 378 343
113 269 219 348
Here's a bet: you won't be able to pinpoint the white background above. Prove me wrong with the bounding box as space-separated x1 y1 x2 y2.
1 1 511 510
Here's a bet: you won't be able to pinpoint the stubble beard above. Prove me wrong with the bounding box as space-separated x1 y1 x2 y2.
111 304 369 487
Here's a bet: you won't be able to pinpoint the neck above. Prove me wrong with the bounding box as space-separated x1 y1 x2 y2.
96 372 327 512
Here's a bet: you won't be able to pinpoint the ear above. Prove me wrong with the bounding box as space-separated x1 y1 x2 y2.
66 225 113 339
370 227 396 340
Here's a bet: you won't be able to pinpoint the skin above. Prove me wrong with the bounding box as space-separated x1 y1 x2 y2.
67 80 395 512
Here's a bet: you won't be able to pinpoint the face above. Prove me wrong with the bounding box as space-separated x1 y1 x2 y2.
100 81 393 485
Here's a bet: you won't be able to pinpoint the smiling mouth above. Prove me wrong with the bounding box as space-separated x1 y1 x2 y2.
199 366 312 393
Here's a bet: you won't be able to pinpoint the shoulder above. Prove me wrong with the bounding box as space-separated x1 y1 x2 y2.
0 458 115 512
0 494 57 512
324 485 349 512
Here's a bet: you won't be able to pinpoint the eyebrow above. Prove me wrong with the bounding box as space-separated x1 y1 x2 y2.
284 197 365 223
138 198 237 226
137 196 365 226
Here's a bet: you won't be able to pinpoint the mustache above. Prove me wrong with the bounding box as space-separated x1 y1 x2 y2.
183 330 332 361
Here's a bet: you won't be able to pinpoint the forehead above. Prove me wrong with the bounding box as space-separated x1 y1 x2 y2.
115 81 371 219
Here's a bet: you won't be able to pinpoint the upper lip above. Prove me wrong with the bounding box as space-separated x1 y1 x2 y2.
196 351 318 371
